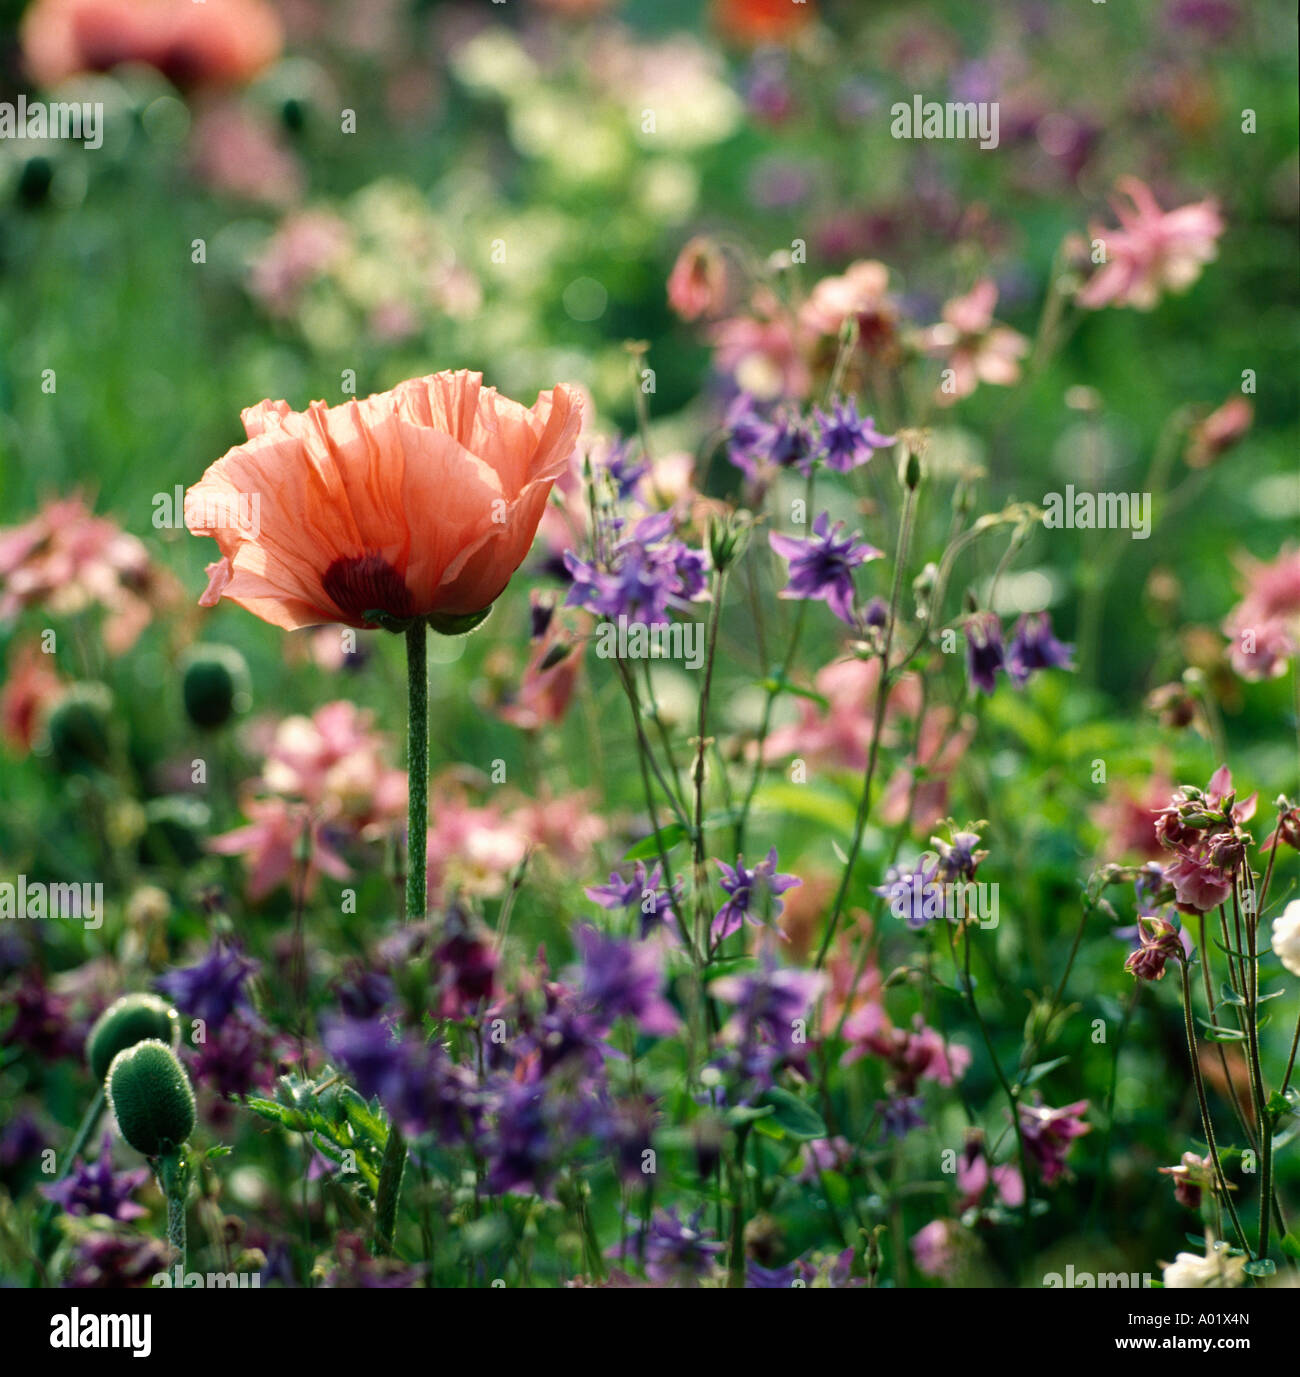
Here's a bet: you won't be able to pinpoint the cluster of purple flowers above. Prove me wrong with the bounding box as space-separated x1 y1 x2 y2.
964 610 1074 695
726 394 894 479
565 511 708 627
324 921 682 1200
156 940 273 1103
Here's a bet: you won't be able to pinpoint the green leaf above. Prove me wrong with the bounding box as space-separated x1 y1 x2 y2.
244 1096 311 1133
623 823 688 860
1280 1233 1300 1261
1020 1056 1069 1088
1243 1258 1276 1277
754 1086 827 1142
1219 982 1246 1007
1196 1021 1247 1041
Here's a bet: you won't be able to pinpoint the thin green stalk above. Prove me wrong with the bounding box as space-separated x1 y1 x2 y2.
814 481 918 970
1177 958 1250 1254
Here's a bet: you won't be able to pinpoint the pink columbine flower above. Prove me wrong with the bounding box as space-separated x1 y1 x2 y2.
1076 176 1223 311
667 236 729 321
918 278 1029 404
1222 545 1300 682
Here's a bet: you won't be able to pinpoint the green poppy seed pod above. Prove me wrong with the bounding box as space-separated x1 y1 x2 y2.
87 993 181 1083
181 645 250 729
106 1040 195 1158
138 795 211 867
46 683 113 772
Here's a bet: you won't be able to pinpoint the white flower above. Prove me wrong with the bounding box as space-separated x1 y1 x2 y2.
1162 1246 1247 1289
1272 899 1300 978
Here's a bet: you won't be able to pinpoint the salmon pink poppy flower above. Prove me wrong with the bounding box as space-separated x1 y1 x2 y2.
187 370 584 634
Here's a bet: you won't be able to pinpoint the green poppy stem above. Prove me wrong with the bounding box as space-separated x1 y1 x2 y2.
375 621 428 1252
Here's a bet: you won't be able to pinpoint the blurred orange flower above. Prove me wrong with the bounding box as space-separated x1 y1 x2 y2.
188 371 584 633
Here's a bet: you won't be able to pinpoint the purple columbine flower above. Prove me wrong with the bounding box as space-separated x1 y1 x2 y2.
813 398 895 473
725 393 770 476
585 861 681 938
964 611 1005 695
41 1136 149 1221
156 941 259 1029
769 512 882 626
711 955 826 1087
603 436 650 501
572 924 680 1036
612 1207 724 1285
931 830 986 883
878 1094 927 1141
480 1078 555 1197
747 1260 799 1287
874 857 943 929
322 1015 475 1141
712 848 802 942
765 407 815 475
1006 612 1074 686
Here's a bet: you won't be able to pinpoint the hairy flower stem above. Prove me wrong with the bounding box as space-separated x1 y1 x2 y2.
815 482 918 970
375 622 430 1253
158 1150 186 1272
1177 959 1250 1254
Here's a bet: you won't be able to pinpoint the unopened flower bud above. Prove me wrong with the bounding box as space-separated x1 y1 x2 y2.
87 994 181 1083
107 1040 195 1158
181 645 251 729
47 683 113 772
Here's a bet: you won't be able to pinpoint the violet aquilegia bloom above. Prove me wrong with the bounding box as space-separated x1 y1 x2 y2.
565 511 708 628
40 1136 149 1221
585 860 682 938
156 941 259 1028
963 611 1005 694
769 511 882 626
812 397 895 473
1006 612 1075 685
712 847 801 941
571 924 680 1037
610 1207 724 1285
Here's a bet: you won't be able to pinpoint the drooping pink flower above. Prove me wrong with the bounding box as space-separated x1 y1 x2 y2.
841 1007 972 1092
208 796 352 901
1185 397 1252 469
1017 1098 1090 1185
710 288 811 401
798 259 898 354
918 278 1028 404
1077 176 1223 311
1222 545 1300 682
956 1129 1024 1211
667 237 729 321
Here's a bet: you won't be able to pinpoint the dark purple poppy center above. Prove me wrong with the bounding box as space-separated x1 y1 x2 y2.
322 553 414 624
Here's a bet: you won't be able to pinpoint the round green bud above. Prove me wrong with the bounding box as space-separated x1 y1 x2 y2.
46 683 113 772
139 795 211 867
107 1040 195 1158
181 645 251 729
87 994 181 1083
